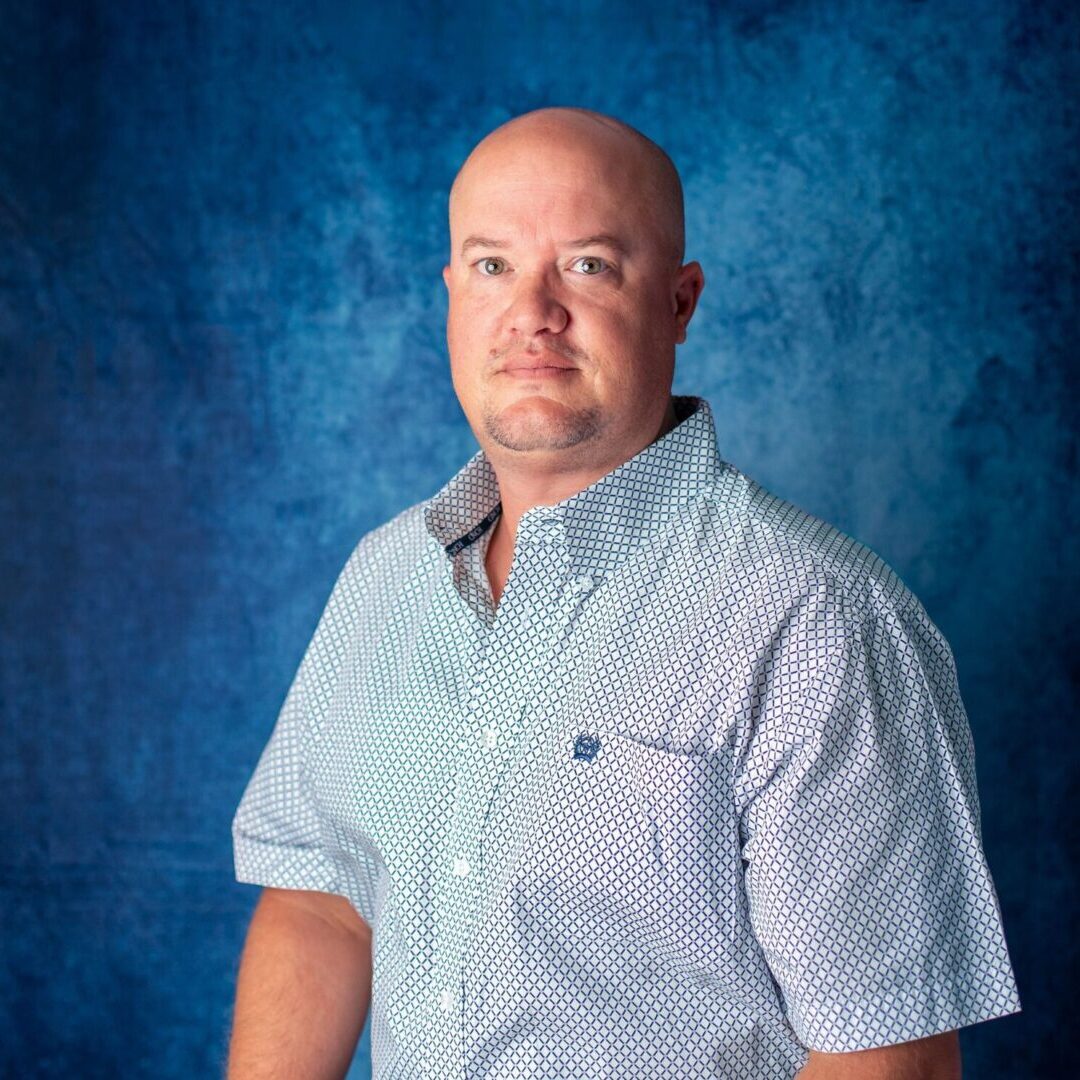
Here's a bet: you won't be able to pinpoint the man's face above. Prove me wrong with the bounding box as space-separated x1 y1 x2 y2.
442 121 702 468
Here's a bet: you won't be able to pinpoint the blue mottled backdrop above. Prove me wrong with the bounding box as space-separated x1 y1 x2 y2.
2 0 1076 1076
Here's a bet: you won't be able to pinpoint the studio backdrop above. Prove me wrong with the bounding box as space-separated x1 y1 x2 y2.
2 1 1076 1076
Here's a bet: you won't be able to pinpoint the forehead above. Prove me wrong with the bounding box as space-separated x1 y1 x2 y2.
450 133 650 236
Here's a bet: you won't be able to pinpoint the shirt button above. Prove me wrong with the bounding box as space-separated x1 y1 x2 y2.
452 856 470 877
438 988 455 1013
565 574 595 598
480 727 498 749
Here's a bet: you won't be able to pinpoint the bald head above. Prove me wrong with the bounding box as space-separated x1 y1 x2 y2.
449 107 685 268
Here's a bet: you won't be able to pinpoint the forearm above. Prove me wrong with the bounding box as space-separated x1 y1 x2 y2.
227 888 373 1080
794 1030 961 1080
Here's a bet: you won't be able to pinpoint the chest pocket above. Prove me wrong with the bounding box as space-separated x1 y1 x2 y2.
513 731 726 905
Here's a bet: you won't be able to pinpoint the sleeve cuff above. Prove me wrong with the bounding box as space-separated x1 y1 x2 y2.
232 830 342 894
788 971 1023 1052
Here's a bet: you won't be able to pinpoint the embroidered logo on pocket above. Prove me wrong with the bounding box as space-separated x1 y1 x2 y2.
572 732 601 762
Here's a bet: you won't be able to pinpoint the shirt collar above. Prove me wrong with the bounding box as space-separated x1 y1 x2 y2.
424 395 734 578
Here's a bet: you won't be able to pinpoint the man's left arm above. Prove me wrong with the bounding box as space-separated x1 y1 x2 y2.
733 581 1020 1058
796 1031 961 1079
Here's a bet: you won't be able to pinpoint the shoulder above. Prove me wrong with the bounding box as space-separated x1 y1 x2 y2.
340 501 433 578
698 465 924 632
290 499 439 691
328 499 438 608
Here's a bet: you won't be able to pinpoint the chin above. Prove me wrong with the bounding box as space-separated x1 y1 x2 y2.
483 396 604 453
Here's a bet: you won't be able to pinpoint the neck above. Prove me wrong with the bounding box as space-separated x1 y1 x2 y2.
486 397 679 554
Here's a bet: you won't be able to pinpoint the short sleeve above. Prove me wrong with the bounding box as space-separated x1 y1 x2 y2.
732 579 1022 1052
231 543 382 921
231 638 343 893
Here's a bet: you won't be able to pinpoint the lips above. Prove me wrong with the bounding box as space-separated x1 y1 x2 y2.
500 351 577 374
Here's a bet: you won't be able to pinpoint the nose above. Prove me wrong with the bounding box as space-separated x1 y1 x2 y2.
503 271 569 337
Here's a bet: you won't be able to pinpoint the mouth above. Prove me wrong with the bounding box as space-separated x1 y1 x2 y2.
499 352 578 376
499 365 577 381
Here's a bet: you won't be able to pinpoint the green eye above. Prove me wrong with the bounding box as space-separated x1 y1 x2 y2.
477 257 506 275
574 256 607 275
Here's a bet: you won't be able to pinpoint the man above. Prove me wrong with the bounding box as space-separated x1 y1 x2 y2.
228 107 1020 1079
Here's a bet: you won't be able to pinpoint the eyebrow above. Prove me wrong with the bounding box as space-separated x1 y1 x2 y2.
459 233 631 258
566 234 631 256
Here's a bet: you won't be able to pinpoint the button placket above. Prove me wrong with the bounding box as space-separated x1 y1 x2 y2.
443 521 574 990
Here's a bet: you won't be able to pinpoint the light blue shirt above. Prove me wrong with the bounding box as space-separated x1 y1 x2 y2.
233 394 1020 1078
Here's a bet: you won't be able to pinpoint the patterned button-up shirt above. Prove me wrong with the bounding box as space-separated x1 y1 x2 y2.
232 394 1020 1078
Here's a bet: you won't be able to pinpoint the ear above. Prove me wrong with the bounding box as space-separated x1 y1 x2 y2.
672 261 705 345
442 264 451 290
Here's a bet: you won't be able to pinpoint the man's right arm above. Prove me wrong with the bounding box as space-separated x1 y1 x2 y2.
227 887 373 1080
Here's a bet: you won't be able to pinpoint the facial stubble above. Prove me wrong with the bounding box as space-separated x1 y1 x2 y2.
481 398 606 453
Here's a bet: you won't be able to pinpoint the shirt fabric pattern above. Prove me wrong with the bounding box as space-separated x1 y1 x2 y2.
232 394 1021 1079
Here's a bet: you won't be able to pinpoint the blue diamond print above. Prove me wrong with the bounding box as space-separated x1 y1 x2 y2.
572 733 601 761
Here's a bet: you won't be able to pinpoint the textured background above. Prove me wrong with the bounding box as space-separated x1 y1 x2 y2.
2 0 1076 1076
